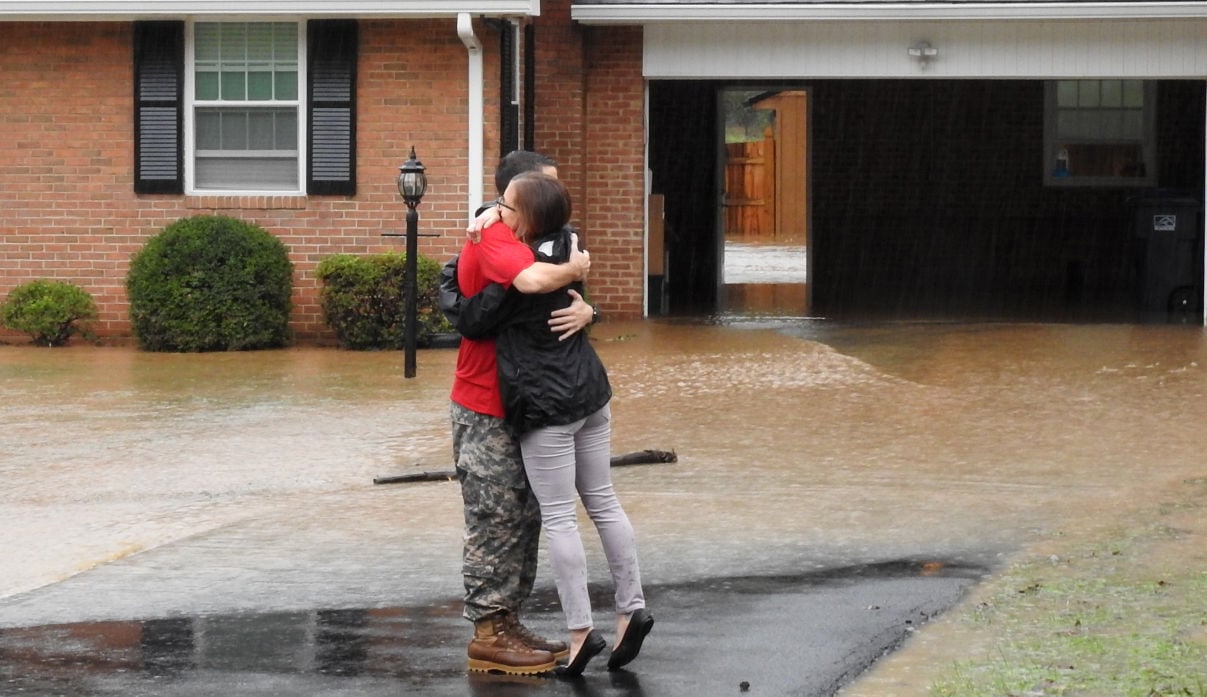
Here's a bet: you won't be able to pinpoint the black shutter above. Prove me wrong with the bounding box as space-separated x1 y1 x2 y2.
133 21 184 194
308 20 357 196
499 21 519 155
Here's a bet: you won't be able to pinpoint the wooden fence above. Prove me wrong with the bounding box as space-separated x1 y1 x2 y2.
724 128 775 242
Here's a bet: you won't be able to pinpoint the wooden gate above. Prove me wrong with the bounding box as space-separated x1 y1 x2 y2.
723 128 775 242
723 90 808 246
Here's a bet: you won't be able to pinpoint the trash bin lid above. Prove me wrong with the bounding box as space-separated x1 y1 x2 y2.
1128 190 1202 207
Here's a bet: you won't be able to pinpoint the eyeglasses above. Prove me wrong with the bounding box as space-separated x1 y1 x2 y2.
495 198 516 212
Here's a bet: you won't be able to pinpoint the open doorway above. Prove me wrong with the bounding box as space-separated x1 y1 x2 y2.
719 88 810 317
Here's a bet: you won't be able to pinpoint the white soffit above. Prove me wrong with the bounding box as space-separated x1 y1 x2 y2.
642 18 1207 78
0 0 540 20
573 2 1207 23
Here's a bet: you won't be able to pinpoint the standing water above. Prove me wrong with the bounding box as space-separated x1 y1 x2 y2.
1 320 1205 693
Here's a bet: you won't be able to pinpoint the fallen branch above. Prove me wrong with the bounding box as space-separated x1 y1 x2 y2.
373 449 677 485
610 449 678 467
372 471 457 485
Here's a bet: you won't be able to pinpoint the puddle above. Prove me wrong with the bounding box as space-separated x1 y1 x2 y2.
0 560 986 697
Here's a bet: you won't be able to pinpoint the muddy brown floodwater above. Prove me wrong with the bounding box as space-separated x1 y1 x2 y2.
2 320 1205 635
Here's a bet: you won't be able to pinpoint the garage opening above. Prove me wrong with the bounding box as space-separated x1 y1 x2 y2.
648 79 1205 323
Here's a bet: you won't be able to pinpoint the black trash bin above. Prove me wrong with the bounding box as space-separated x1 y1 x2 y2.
1132 193 1204 322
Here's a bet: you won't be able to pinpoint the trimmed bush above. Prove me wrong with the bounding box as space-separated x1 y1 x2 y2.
126 215 293 352
316 252 453 350
1 279 98 346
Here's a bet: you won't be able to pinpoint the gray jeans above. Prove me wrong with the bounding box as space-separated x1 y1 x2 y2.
518 402 645 630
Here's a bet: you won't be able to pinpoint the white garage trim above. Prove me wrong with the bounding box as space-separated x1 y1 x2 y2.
643 19 1207 79
575 2 1207 24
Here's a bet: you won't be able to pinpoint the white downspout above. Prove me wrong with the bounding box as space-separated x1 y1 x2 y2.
458 13 484 222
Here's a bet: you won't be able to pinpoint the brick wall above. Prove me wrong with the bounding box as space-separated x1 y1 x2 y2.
532 2 646 317
0 19 502 343
0 14 649 345
582 25 646 317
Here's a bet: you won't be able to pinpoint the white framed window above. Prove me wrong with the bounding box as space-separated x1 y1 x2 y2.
187 21 305 194
1044 79 1155 187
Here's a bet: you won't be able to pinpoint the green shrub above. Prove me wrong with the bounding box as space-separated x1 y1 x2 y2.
0 279 98 346
126 215 293 352
316 252 453 350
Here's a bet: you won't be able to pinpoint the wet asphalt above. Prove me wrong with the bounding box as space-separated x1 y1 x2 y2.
0 556 986 697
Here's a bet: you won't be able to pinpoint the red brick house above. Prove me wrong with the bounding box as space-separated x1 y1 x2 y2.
3 1 1206 343
0 0 645 343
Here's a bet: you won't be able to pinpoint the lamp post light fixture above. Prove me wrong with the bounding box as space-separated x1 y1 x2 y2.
396 146 427 378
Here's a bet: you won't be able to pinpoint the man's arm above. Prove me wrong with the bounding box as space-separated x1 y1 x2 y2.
511 233 589 293
547 289 595 341
457 284 515 339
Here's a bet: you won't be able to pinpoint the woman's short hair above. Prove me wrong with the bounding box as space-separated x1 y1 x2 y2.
510 172 571 242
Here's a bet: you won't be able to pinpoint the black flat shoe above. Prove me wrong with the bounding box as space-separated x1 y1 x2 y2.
555 630 606 678
606 608 654 671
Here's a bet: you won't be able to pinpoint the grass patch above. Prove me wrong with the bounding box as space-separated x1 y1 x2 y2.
930 485 1207 697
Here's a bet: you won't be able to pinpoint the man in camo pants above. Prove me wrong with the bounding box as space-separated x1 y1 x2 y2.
447 151 595 675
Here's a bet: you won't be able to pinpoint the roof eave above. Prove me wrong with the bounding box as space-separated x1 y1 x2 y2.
572 2 1207 24
0 0 540 21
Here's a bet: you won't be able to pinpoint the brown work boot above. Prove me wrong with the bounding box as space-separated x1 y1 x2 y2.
467 615 556 675
499 613 570 659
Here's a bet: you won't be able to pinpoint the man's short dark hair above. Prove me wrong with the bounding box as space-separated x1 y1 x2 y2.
495 150 557 195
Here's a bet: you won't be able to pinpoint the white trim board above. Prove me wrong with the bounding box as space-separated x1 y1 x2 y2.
644 18 1207 79
0 0 539 20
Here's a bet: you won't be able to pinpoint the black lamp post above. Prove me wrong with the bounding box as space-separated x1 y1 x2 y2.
396 146 427 378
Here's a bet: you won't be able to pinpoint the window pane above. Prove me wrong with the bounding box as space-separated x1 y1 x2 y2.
1056 80 1078 107
247 71 274 100
1122 110 1143 137
220 72 245 100
195 22 298 103
1077 81 1099 107
197 107 296 153
1123 80 1144 108
275 71 297 101
195 156 298 190
221 24 247 58
1099 111 1125 139
1100 80 1122 107
275 111 297 149
220 111 248 150
1055 110 1077 137
1082 110 1107 136
195 24 221 63
246 24 275 63
196 111 221 149
247 111 275 149
272 23 297 62
195 72 219 101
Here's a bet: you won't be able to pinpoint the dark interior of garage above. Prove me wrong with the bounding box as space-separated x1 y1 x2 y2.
649 79 1205 323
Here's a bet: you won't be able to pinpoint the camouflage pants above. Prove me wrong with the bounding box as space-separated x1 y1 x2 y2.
450 401 542 622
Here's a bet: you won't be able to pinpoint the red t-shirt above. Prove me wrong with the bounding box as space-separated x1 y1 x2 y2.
451 222 535 417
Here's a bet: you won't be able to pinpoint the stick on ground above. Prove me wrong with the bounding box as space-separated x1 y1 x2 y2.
373 449 677 485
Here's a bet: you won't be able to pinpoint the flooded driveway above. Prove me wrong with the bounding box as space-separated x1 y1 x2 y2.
2 320 1205 694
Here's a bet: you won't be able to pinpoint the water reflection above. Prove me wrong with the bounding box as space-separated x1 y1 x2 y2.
0 560 981 697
